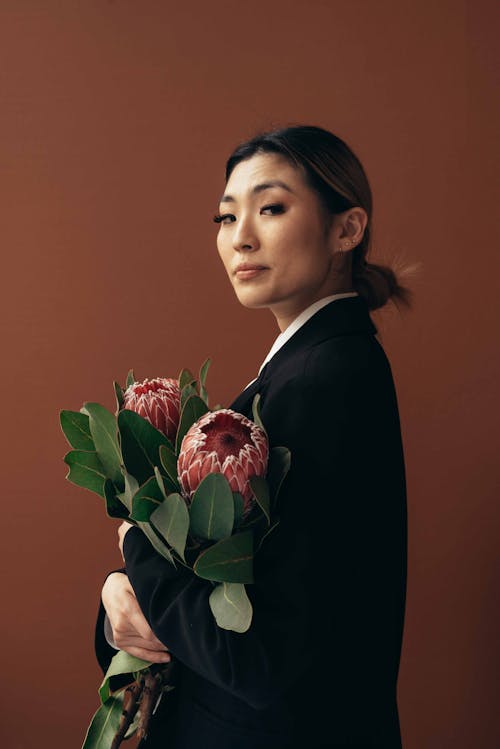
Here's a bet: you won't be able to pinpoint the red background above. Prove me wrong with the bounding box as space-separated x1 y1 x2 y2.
1 2 498 747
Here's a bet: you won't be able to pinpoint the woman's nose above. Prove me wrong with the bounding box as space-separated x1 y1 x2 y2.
231 215 259 252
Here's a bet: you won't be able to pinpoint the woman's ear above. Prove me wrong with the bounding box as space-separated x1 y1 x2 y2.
336 207 368 248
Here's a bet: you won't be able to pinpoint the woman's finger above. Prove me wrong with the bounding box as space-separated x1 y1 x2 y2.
112 627 172 659
118 644 172 663
127 604 167 648
112 630 167 648
120 587 169 649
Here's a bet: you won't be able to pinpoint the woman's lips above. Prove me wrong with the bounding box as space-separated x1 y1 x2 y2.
235 268 268 279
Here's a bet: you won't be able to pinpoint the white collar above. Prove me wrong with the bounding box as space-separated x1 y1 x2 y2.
244 292 359 389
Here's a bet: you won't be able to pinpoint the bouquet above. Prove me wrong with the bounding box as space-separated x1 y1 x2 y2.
59 358 291 748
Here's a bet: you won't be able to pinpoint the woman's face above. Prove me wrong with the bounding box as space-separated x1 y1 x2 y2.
215 152 352 332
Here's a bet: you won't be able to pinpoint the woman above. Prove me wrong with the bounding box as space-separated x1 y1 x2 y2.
96 124 411 748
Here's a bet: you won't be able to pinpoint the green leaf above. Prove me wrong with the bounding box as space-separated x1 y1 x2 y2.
126 369 135 388
267 446 292 509
98 650 151 705
82 692 127 749
103 478 130 520
113 381 124 414
175 395 209 453
199 359 210 406
178 367 196 390
248 475 270 524
59 410 94 450
120 470 140 513
159 444 181 491
118 409 174 486
199 384 209 406
255 517 280 553
193 530 253 583
150 492 190 561
199 357 211 389
137 521 176 565
180 382 198 410
63 450 106 497
232 492 245 530
251 392 267 435
189 473 234 541
209 582 253 633
130 476 164 522
81 403 124 490
154 466 168 499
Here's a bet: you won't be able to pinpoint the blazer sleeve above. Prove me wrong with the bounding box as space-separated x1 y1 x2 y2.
122 340 406 710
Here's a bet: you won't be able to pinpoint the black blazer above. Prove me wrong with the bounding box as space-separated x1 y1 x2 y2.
95 295 408 749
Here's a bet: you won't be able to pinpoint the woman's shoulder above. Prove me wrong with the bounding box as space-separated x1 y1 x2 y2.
305 331 390 381
262 332 389 416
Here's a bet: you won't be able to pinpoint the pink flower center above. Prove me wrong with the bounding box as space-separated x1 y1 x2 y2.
201 412 253 459
132 380 167 395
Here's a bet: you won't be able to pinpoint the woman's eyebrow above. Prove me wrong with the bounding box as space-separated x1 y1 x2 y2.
219 180 294 204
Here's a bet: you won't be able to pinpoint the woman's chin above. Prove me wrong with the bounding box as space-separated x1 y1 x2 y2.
233 290 271 310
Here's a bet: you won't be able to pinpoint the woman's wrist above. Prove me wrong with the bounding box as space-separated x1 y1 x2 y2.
103 611 120 650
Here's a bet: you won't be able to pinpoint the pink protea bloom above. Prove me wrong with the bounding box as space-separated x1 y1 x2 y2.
122 377 181 443
177 409 268 517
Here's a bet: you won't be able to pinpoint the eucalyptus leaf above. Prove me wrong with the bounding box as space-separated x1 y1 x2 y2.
137 521 176 565
255 517 280 553
159 444 181 491
267 446 292 509
154 466 168 499
81 402 124 490
209 582 253 633
99 650 151 705
193 530 253 583
63 450 106 497
60 410 95 450
120 470 140 513
175 395 209 453
248 475 270 524
118 409 174 486
82 692 127 749
150 492 190 561
130 476 164 522
232 492 245 530
189 473 234 541
251 392 267 435
103 478 130 519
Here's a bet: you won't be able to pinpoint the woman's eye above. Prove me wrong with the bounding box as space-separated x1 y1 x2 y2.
212 212 235 224
212 203 285 225
261 203 284 215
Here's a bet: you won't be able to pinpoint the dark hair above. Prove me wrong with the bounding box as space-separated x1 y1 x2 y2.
223 124 416 312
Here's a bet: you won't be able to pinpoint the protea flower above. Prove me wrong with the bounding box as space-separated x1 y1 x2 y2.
122 377 181 443
177 409 268 516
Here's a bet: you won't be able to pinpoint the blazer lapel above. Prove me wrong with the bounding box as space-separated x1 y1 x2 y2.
229 362 269 416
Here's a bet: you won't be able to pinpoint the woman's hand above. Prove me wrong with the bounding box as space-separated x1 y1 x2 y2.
117 520 135 562
101 572 172 663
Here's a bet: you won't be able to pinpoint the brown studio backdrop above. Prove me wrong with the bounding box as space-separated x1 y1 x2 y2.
1 2 498 748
